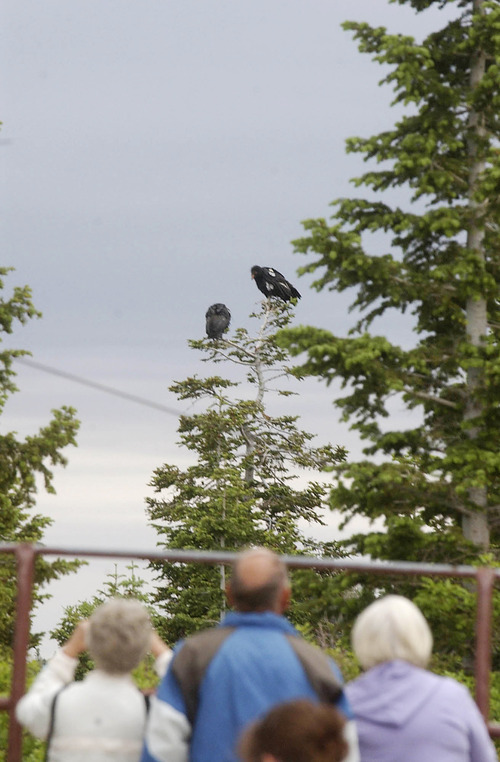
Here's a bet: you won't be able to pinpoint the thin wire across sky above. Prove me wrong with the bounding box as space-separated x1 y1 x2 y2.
14 357 180 417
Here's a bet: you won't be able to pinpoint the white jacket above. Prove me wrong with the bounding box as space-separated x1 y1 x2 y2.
16 649 171 762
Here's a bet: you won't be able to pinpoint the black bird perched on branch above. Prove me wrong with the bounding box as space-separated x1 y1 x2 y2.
205 303 231 339
251 266 301 302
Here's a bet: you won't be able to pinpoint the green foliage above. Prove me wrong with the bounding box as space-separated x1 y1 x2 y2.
277 1 500 570
415 577 478 668
0 268 81 649
147 302 347 642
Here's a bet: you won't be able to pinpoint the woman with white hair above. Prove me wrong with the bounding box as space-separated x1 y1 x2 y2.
345 595 497 762
16 598 171 762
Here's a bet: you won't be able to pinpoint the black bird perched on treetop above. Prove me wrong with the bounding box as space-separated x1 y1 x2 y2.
251 266 301 302
205 303 231 339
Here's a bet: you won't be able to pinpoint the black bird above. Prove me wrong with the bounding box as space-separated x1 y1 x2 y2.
205 303 231 339
251 266 301 302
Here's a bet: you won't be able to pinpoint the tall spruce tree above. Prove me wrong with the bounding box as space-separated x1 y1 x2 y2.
0 267 80 649
146 302 347 643
278 0 500 570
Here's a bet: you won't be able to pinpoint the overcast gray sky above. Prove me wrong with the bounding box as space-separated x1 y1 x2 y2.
2 0 457 650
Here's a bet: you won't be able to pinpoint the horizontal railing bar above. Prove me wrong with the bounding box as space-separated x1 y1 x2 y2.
0 543 496 579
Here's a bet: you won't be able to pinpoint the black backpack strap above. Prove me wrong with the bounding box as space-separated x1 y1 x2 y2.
44 687 66 762
285 634 343 704
171 626 235 725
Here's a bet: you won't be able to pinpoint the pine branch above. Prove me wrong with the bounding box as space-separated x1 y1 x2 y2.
402 387 459 409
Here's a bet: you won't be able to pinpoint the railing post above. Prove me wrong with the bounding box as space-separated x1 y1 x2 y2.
475 566 495 721
7 543 36 762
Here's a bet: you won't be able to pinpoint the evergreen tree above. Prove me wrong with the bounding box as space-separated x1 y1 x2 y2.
0 267 80 648
278 0 500 569
146 302 347 642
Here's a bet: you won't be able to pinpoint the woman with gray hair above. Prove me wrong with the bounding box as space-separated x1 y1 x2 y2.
16 598 171 762
345 595 497 762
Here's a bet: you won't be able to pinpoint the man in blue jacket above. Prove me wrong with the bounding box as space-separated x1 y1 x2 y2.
140 548 359 762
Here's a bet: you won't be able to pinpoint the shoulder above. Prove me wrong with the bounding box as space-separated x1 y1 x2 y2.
166 626 236 723
431 672 476 705
173 626 235 662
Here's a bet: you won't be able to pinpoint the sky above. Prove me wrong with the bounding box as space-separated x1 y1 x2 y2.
2 0 458 652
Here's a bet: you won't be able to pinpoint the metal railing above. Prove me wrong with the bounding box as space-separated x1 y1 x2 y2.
2 543 499 761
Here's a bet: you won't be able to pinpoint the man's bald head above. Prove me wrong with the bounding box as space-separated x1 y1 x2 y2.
227 548 291 613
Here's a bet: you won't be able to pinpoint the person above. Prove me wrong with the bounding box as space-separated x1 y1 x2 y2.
16 597 172 762
345 595 498 762
140 547 359 762
238 698 349 762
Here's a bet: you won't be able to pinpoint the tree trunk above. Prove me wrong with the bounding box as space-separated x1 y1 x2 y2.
463 0 489 548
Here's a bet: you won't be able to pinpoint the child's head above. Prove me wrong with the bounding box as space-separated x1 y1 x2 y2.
238 699 348 762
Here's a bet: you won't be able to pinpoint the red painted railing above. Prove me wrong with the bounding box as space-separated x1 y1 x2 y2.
2 543 499 760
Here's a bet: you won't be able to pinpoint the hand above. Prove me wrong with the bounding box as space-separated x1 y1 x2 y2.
62 620 90 658
150 630 171 659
